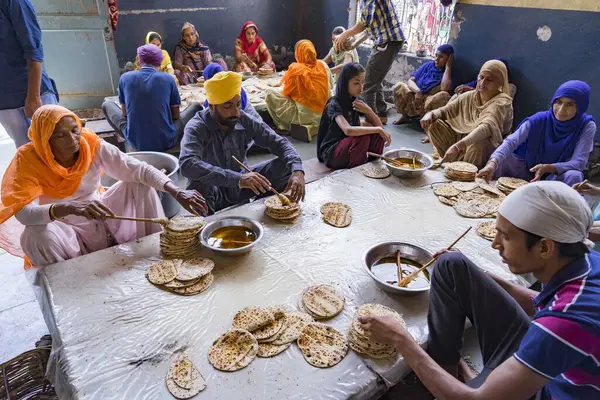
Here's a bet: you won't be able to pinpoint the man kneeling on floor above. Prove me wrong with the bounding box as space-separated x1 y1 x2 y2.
361 181 599 400
179 71 305 214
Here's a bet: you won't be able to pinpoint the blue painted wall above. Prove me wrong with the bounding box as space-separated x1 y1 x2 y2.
451 4 600 130
114 0 350 67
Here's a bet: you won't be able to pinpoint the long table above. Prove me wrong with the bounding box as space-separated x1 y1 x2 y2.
31 166 528 399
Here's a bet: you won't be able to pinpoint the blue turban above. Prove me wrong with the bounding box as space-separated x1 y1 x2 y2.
137 44 163 67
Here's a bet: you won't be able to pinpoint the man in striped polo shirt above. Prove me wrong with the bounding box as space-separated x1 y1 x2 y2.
334 0 405 124
360 181 599 399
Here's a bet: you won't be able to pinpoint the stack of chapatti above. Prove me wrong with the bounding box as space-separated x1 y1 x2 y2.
348 304 405 359
497 177 528 194
160 215 206 258
298 284 345 320
166 352 206 399
433 179 505 219
208 328 258 372
444 161 478 182
298 323 348 368
476 221 497 241
146 258 214 295
264 196 302 223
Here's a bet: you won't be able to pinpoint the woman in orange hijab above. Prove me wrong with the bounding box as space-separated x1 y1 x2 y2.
265 40 333 142
0 105 207 266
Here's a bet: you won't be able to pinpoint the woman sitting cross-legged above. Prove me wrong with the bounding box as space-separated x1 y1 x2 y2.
234 21 276 73
421 60 514 168
478 80 596 186
317 63 392 169
0 105 207 266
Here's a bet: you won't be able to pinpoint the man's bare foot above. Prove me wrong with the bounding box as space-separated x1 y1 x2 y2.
421 135 430 143
393 114 410 125
458 358 478 383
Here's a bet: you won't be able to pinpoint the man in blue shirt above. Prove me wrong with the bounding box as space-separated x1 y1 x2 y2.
179 71 305 214
102 44 201 152
360 181 599 400
0 0 58 148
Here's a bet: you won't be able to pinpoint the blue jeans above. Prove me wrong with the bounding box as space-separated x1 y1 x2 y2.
0 92 59 148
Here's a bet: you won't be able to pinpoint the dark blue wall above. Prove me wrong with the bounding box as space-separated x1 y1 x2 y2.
114 0 350 66
451 4 600 131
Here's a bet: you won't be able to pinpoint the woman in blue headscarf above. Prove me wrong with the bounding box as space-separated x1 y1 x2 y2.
201 63 262 122
393 44 454 126
478 80 596 186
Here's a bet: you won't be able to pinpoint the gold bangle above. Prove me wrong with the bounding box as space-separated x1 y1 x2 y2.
49 204 56 221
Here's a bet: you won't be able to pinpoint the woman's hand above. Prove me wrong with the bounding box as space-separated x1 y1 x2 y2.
378 128 392 147
530 164 557 182
455 85 475 95
175 190 208 216
441 143 461 163
181 65 193 73
53 200 115 220
420 112 436 131
477 160 497 183
573 180 600 196
352 99 371 114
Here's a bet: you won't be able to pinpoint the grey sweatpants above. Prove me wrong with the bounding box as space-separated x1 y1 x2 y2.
363 41 403 115
427 252 532 388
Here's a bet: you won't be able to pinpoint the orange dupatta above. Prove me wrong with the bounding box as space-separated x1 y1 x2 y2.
0 105 101 224
281 40 329 113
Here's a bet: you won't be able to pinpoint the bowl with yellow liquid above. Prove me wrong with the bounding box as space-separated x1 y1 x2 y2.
362 242 433 295
200 216 264 256
382 148 433 178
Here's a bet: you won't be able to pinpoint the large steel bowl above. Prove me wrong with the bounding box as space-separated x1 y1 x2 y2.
101 151 184 218
383 148 433 179
362 242 434 295
200 216 264 256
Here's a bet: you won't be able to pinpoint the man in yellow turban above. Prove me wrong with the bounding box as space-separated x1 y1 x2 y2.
179 71 305 214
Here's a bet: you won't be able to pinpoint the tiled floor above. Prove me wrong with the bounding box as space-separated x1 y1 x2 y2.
0 115 482 380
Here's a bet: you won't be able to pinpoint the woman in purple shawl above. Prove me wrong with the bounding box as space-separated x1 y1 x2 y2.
393 44 454 126
478 80 596 186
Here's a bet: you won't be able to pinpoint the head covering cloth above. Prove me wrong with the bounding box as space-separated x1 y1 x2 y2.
515 80 594 169
281 40 329 113
205 71 243 105
499 181 593 247
237 22 264 58
203 63 247 109
137 44 164 67
0 105 101 223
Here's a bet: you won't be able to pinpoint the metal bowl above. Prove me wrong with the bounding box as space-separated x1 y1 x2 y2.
383 148 434 179
200 216 264 256
100 151 183 218
362 242 434 295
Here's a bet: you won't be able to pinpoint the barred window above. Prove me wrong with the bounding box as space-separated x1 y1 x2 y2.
354 0 455 56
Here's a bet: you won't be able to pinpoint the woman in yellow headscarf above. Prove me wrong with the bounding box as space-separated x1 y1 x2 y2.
135 31 177 80
0 105 207 266
420 60 514 168
265 40 334 142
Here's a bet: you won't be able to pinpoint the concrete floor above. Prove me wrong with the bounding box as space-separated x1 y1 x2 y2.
0 115 482 382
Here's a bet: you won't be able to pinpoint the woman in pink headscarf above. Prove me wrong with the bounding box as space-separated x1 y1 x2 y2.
234 21 275 72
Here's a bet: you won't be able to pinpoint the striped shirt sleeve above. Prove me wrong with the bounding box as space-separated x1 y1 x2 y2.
360 2 374 26
514 316 589 379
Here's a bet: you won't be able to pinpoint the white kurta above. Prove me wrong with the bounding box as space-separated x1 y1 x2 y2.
16 141 171 266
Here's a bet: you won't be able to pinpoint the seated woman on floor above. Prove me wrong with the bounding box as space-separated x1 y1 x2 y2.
317 63 391 170
234 21 276 73
173 22 227 85
393 44 454 126
454 59 517 100
135 31 176 81
265 40 334 143
322 26 360 75
202 63 262 122
421 60 513 169
0 105 207 266
478 80 595 186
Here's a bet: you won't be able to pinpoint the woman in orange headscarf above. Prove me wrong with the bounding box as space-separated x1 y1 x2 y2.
0 105 207 266
265 40 333 142
234 21 275 73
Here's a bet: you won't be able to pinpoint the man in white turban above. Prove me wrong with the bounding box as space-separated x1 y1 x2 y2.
358 181 600 400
